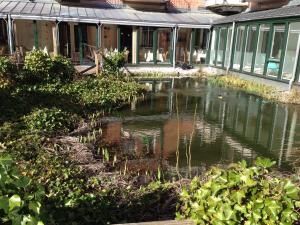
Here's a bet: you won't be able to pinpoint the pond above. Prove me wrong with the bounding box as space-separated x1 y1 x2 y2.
101 77 300 177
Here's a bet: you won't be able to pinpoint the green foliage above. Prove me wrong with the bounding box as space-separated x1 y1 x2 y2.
23 51 75 84
24 50 53 83
51 56 75 82
102 50 126 77
0 57 18 88
177 157 300 225
64 76 143 109
23 108 79 135
0 155 44 225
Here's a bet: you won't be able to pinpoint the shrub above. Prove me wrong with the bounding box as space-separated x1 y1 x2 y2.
0 154 44 224
177 158 300 225
64 76 143 108
23 108 79 135
51 56 75 82
0 57 18 87
24 50 53 83
102 50 126 77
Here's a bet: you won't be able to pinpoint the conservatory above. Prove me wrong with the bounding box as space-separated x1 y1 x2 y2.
0 0 219 67
207 4 300 84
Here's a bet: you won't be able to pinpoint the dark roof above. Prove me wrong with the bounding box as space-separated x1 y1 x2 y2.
213 5 300 25
0 0 222 28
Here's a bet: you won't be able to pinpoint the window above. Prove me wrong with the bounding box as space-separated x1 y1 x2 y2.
243 26 257 72
216 27 227 67
224 27 233 68
267 24 285 77
209 29 217 65
254 25 270 75
157 28 172 64
232 26 246 70
282 22 300 80
139 27 154 63
192 29 209 64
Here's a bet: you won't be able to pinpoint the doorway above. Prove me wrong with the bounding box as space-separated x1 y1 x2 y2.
119 26 132 63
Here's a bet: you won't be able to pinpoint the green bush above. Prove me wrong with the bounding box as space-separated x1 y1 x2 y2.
0 57 18 87
0 154 44 225
24 50 53 83
23 108 79 135
51 56 75 82
177 158 300 225
102 50 126 77
64 76 143 108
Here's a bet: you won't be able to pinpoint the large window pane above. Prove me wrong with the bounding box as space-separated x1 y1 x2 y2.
209 29 217 65
232 26 246 70
192 29 209 64
224 27 233 68
157 28 172 64
267 25 285 77
176 28 191 64
139 27 154 63
282 22 300 80
243 26 257 72
216 27 227 67
254 25 270 75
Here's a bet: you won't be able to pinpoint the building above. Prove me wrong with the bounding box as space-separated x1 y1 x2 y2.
206 0 300 85
0 0 222 67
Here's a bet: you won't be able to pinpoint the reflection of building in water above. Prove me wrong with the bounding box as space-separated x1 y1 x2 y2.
102 79 300 169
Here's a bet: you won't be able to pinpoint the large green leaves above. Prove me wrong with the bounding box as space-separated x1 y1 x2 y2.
177 158 300 225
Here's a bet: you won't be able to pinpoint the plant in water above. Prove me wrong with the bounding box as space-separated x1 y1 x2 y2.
177 157 300 225
0 155 44 225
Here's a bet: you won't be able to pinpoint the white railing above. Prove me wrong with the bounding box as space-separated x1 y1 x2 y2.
205 0 247 7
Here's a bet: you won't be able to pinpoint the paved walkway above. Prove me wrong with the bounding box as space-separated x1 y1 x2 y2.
114 220 195 225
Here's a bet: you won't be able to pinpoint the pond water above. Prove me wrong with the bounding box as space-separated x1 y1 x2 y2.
102 77 300 177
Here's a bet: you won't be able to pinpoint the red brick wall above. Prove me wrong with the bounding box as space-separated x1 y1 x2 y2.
169 0 205 10
98 0 205 10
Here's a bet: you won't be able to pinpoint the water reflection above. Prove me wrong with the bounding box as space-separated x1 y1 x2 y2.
102 78 300 176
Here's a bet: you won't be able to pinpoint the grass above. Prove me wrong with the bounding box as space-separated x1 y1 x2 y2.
207 75 300 104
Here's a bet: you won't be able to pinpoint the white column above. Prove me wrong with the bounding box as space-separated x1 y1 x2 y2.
7 14 14 54
172 26 178 68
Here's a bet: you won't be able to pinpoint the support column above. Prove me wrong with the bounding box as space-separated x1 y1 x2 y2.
69 23 76 56
33 20 38 49
172 26 178 68
96 23 101 49
7 14 14 54
52 21 59 56
132 26 138 64
153 28 158 65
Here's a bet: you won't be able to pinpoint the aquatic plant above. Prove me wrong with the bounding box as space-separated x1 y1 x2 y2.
177 157 300 225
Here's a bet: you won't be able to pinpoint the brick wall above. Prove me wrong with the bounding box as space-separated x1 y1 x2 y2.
169 0 205 10
96 0 205 10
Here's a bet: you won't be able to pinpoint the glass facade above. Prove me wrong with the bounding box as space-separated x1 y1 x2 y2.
224 27 232 68
254 25 270 75
243 26 257 72
282 22 300 80
232 26 246 70
208 19 300 84
216 28 227 67
267 24 285 77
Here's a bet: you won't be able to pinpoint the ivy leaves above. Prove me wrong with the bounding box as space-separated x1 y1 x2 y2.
177 158 300 225
0 155 44 225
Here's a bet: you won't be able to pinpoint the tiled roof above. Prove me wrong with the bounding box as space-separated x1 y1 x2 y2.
213 5 300 25
0 0 222 28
